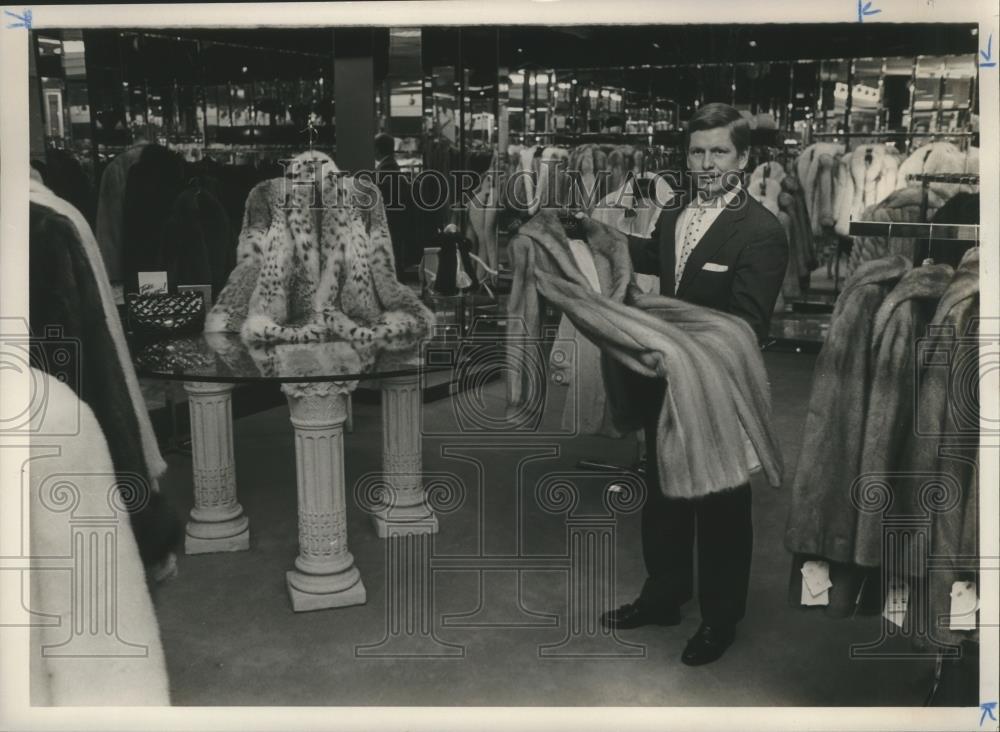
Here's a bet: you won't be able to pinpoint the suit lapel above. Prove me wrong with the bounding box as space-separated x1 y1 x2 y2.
676 188 749 297
658 193 686 297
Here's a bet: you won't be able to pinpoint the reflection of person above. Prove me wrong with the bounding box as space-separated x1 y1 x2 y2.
375 133 414 278
597 103 788 667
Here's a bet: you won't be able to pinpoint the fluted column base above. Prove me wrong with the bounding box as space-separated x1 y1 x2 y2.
374 372 437 538
185 516 250 555
286 568 367 612
183 381 249 555
283 382 366 612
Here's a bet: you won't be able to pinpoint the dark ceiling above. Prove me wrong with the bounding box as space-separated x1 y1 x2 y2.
108 22 978 67
74 23 978 88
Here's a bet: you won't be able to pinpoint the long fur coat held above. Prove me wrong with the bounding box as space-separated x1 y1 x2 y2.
206 152 434 349
507 211 783 499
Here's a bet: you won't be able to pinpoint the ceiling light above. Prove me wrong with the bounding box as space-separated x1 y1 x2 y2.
749 40 757 47
652 42 660 49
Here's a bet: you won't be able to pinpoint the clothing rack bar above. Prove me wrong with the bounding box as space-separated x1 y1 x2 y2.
906 173 980 185
809 131 976 140
848 220 979 242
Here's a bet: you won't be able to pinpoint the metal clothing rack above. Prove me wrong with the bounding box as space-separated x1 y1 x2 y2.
848 172 980 264
909 171 980 245
847 221 979 242
848 218 979 266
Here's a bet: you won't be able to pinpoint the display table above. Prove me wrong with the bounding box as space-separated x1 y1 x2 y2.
133 332 448 612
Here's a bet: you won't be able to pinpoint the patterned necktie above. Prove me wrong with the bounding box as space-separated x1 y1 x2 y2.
675 205 707 291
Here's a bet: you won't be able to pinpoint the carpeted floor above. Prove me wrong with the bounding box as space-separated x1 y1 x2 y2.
152 351 944 706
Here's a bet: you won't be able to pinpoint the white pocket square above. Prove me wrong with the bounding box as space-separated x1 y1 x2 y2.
702 262 729 272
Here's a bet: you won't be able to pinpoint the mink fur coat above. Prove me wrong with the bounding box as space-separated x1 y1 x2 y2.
784 255 913 563
851 262 956 567
205 152 434 349
903 249 980 648
507 211 783 499
29 200 181 566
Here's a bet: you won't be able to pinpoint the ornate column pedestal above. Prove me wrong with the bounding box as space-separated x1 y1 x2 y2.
372 372 438 538
183 381 249 554
282 382 366 612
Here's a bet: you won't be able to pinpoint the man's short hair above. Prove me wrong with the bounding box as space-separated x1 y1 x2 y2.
374 133 396 159
686 103 751 154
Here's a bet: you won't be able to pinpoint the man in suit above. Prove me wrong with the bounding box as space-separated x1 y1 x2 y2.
374 132 414 279
597 103 788 666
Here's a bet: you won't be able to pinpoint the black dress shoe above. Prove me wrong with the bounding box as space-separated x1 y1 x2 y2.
681 623 736 666
600 601 681 630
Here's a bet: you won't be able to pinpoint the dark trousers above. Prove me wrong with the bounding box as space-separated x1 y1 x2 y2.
637 384 754 628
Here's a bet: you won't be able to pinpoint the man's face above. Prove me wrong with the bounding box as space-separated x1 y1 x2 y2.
687 125 749 199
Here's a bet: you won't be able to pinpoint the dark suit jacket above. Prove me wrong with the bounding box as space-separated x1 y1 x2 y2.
628 187 789 343
375 156 415 272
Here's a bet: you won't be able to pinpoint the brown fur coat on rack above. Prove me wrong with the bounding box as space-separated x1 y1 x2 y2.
785 254 912 564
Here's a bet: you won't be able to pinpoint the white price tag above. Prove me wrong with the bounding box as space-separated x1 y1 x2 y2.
800 560 832 607
883 582 909 628
948 581 978 631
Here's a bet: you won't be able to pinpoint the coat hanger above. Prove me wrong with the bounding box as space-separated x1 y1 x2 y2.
300 114 319 157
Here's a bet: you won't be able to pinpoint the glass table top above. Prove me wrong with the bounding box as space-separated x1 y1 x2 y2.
132 332 449 384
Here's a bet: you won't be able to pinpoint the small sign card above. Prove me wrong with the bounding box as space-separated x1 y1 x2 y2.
137 271 169 295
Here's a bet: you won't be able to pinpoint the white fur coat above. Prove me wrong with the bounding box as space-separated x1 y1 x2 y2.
206 152 434 349
833 144 900 237
29 370 170 705
896 142 979 199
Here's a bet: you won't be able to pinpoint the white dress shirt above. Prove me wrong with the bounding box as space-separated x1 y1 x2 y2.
673 182 743 289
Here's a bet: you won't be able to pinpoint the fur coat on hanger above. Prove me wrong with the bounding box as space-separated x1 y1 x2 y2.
566 144 608 213
852 262 956 567
121 144 188 292
845 186 946 277
796 142 845 235
778 173 818 280
604 146 633 200
833 144 900 237
504 144 540 215
749 161 785 218
534 146 570 213
897 142 979 199
95 142 148 282
785 255 912 564
464 154 500 280
205 151 434 349
507 211 783 499
903 249 979 649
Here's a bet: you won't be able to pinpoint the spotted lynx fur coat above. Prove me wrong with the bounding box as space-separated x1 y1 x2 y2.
206 152 434 349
